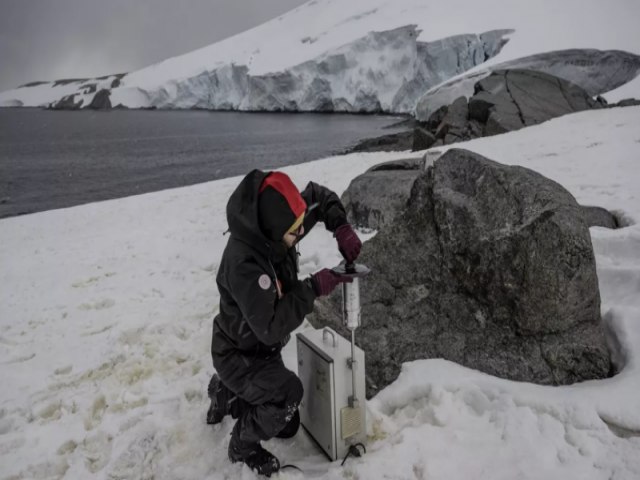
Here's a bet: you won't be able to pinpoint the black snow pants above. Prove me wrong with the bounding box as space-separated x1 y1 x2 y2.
218 354 303 444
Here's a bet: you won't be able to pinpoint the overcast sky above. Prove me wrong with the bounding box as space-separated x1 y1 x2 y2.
0 0 307 92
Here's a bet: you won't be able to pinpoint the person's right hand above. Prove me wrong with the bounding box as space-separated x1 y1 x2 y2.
310 268 352 296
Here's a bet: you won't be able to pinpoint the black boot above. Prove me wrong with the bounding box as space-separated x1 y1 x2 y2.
206 374 231 425
228 427 280 477
275 409 300 439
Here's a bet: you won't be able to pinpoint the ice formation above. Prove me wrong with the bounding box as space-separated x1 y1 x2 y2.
1 0 639 113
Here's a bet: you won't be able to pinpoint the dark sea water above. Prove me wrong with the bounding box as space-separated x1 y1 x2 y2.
0 109 402 218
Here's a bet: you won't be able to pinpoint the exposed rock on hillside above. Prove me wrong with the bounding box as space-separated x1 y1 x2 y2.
474 69 601 135
314 149 612 397
347 131 414 153
88 89 112 110
348 67 638 155
416 49 640 120
49 94 84 110
401 69 603 150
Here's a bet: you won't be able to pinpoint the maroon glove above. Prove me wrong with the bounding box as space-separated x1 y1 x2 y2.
335 224 362 264
311 268 353 297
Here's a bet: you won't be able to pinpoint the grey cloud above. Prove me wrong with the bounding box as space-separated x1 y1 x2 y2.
0 0 307 91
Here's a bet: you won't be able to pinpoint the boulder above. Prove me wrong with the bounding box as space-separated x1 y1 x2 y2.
346 131 414 153
614 98 640 107
342 158 423 229
435 96 469 140
427 105 449 131
313 148 611 397
412 126 437 151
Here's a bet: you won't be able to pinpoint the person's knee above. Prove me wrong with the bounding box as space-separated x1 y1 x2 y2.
282 375 303 406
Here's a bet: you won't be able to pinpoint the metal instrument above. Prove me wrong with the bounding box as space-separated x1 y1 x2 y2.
297 262 370 461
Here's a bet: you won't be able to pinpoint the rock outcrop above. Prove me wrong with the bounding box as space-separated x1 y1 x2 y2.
415 49 640 120
48 94 83 110
347 131 414 153
410 69 601 148
473 70 600 135
88 89 112 109
314 149 612 397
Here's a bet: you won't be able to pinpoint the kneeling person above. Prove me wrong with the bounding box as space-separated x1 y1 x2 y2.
207 170 362 476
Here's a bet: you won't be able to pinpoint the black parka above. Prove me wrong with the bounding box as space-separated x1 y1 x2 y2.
211 169 348 382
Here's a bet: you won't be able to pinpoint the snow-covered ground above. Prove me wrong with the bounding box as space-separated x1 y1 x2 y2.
1 106 640 479
1 0 639 111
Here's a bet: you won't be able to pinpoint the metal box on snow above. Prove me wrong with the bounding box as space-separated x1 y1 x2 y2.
296 327 366 461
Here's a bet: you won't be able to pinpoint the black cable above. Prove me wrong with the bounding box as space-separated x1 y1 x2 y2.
280 464 303 473
341 443 367 466
340 450 352 467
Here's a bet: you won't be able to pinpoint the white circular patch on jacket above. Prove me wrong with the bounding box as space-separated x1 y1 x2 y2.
258 274 272 290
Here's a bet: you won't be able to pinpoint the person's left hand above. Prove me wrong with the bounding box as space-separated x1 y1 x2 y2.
335 224 362 263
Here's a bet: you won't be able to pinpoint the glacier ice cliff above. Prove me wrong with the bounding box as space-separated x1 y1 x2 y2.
13 26 512 113
132 25 513 113
5 26 640 117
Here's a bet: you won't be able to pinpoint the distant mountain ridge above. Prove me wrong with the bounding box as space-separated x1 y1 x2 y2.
1 0 639 113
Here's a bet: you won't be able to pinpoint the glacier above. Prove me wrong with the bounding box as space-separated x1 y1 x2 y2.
142 26 512 113
1 26 512 113
1 0 640 114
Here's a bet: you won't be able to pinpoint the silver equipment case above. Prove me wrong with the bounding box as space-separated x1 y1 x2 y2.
296 327 366 461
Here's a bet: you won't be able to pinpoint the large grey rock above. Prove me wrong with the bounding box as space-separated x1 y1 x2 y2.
614 98 640 107
412 126 437 151
342 158 423 229
346 131 414 154
427 104 449 130
435 96 469 140
313 148 610 397
475 69 598 136
416 49 640 121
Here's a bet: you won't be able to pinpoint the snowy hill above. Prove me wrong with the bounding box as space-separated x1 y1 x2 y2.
1 0 640 112
1 105 640 478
